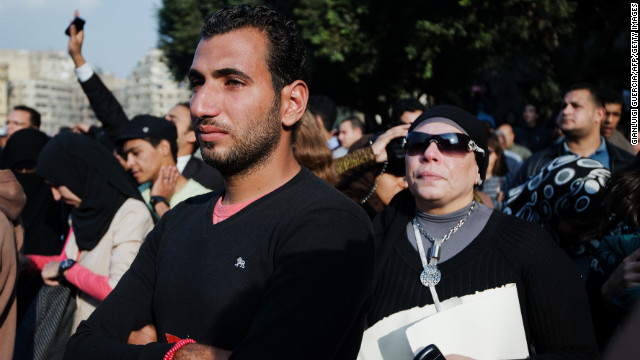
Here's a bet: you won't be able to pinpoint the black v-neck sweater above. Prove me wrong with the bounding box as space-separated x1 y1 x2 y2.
368 190 598 359
65 168 375 360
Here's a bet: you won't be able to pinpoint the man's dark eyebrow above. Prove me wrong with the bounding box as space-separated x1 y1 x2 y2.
212 68 250 79
123 145 140 154
188 68 252 82
188 69 203 80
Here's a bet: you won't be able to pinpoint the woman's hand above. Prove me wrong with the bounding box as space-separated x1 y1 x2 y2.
371 124 410 163
601 247 640 303
42 261 61 286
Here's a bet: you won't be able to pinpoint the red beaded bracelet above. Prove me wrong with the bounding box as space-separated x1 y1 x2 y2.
163 338 197 360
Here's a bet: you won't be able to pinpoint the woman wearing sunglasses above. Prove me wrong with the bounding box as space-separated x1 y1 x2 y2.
360 105 597 359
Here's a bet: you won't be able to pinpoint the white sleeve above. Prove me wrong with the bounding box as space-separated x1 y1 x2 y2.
74 63 95 83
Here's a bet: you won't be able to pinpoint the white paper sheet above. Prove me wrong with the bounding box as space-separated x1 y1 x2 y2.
357 284 529 360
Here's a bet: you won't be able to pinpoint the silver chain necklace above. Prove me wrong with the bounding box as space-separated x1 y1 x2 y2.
411 200 476 312
412 200 476 287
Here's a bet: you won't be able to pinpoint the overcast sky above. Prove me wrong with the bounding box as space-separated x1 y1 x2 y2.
0 0 162 78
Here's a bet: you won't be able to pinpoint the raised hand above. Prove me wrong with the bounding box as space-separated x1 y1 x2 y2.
67 9 86 68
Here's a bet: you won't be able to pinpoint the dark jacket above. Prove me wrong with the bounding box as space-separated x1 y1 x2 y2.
79 73 223 189
80 74 128 144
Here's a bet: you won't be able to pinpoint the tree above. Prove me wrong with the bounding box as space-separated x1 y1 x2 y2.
157 0 292 82
157 0 241 82
156 1 628 127
294 0 577 125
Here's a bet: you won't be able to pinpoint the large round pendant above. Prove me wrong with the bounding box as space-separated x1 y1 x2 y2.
420 265 441 287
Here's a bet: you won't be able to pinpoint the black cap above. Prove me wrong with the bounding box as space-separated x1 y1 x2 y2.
408 105 488 180
117 115 177 147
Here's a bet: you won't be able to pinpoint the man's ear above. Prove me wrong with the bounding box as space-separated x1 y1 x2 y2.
159 139 172 158
594 106 606 125
186 130 197 144
280 80 308 127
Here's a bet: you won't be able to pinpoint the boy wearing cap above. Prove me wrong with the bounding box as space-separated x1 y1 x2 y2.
118 115 210 218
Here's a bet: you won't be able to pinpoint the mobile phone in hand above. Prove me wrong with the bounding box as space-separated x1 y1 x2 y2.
65 17 85 36
413 344 445 360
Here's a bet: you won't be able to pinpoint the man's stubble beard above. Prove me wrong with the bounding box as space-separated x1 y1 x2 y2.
199 97 282 178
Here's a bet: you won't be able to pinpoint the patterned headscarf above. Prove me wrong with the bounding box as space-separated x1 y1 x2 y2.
504 154 610 232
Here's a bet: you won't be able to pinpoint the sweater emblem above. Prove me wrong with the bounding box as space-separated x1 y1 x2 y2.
235 257 246 269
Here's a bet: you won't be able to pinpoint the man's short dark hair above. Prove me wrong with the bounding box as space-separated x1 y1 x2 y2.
200 5 308 144
566 83 604 108
340 116 365 133
307 95 337 132
602 88 624 106
390 98 426 124
13 105 41 128
200 5 309 93
145 136 178 163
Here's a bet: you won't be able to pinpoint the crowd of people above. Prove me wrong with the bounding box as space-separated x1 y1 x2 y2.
0 4 638 360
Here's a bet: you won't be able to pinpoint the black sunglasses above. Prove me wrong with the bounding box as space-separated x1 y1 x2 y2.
403 132 485 157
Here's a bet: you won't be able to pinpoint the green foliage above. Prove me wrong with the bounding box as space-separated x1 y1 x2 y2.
157 0 249 81
291 0 580 120
295 0 373 81
156 0 628 125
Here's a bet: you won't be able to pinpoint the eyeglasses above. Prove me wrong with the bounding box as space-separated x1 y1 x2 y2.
403 132 485 157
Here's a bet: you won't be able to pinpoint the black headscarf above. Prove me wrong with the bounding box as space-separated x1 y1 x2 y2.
0 128 67 256
0 128 50 170
36 133 142 251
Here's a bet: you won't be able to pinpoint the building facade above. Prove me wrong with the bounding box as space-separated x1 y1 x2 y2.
0 48 189 136
123 48 191 118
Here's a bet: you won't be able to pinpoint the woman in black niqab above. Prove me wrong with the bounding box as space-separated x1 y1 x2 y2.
0 128 67 255
0 128 68 322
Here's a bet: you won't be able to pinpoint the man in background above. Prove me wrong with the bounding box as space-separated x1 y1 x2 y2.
308 94 345 157
67 10 223 190
497 123 532 161
390 98 425 125
509 83 635 191
600 89 635 155
337 116 365 152
6 106 40 139
514 103 552 153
